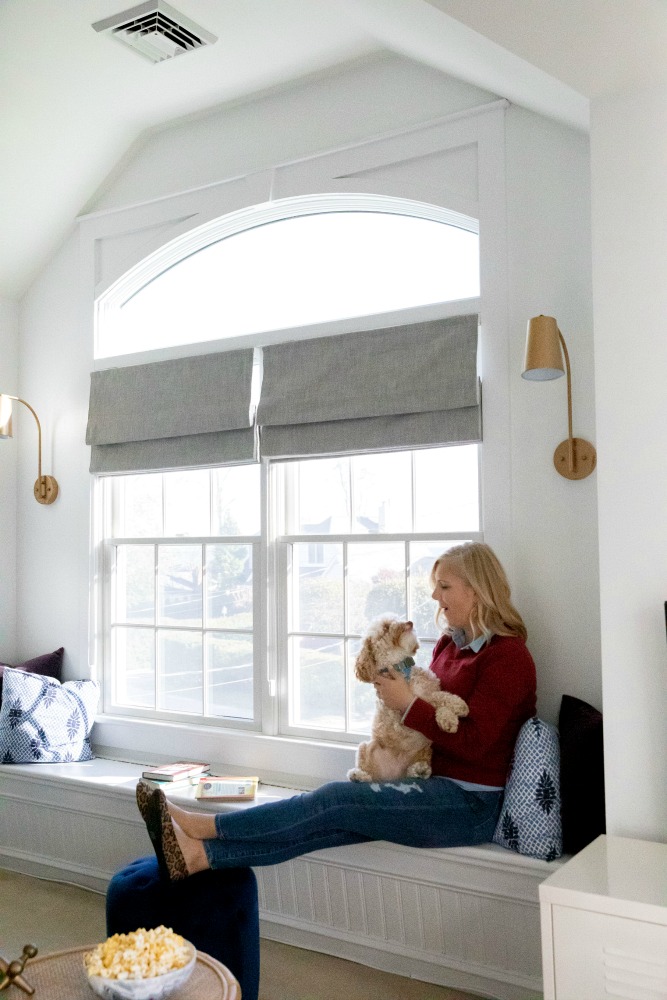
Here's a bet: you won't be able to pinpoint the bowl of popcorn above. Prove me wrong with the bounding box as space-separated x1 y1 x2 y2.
84 926 196 1000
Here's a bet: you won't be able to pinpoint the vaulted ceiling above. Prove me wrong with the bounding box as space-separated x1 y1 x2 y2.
2 0 664 300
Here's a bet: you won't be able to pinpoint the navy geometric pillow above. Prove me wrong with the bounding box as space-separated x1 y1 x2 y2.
492 716 562 861
0 666 99 764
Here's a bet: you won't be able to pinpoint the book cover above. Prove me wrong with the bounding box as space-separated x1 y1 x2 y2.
141 761 210 781
194 776 259 801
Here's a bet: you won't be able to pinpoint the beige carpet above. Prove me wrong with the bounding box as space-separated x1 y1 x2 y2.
0 869 481 1000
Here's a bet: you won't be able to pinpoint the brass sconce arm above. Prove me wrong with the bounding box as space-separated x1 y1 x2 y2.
0 393 59 504
556 329 575 475
522 315 597 480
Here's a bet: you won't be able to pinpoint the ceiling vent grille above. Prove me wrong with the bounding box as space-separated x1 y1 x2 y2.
92 1 217 63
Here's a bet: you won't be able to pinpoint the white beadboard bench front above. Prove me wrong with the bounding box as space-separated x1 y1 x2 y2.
0 757 562 999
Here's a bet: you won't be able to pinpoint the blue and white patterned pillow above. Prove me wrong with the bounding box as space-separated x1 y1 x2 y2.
0 666 99 764
492 716 562 861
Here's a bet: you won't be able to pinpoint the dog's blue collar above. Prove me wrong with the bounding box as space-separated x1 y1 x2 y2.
394 656 415 679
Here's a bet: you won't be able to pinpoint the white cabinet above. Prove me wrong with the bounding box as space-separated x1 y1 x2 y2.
539 835 667 1000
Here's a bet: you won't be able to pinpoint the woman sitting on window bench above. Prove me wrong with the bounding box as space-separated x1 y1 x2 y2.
136 541 536 881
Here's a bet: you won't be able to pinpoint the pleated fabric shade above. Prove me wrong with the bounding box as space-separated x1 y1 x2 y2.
86 349 255 474
257 313 480 459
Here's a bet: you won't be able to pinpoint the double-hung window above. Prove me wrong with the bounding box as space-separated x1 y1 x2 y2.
101 444 480 744
91 201 482 757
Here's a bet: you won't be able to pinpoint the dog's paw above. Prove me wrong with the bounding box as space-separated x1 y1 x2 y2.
406 761 432 779
435 706 461 732
347 768 373 782
448 694 469 717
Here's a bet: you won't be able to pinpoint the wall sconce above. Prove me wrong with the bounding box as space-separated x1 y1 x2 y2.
0 394 59 504
522 315 597 480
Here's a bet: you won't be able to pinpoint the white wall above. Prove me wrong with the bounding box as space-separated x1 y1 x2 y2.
15 55 599 737
0 296 18 660
87 54 496 213
591 83 667 842
505 107 599 721
18 234 93 676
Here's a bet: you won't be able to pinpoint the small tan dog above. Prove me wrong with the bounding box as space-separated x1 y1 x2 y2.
347 615 469 782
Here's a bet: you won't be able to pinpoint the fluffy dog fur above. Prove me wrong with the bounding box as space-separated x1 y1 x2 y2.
347 615 469 782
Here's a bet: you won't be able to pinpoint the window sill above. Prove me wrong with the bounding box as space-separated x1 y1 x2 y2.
91 714 356 790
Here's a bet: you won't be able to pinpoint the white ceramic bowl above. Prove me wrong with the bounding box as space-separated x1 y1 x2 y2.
86 941 196 1000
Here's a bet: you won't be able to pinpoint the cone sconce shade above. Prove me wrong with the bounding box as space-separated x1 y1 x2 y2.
522 315 565 380
0 398 12 438
0 394 59 504
521 316 597 480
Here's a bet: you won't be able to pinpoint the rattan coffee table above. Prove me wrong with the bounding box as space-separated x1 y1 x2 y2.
17 945 240 999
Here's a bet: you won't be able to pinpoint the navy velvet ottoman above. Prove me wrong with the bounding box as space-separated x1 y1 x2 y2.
106 856 260 1000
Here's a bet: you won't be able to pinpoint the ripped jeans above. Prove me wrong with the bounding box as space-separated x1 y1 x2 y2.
203 777 503 869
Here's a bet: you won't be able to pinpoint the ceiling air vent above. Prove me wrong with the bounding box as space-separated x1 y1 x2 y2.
92 1 217 63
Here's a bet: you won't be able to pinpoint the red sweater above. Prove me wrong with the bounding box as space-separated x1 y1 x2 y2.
403 634 536 787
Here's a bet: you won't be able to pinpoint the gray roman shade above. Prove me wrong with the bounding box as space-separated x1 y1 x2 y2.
257 313 480 458
86 349 255 473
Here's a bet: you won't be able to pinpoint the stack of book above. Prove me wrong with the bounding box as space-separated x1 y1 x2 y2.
140 760 210 791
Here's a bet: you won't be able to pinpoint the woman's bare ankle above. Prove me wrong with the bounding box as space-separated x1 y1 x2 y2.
172 821 210 875
167 801 217 840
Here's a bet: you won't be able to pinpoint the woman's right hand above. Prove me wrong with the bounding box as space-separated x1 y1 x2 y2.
373 670 413 713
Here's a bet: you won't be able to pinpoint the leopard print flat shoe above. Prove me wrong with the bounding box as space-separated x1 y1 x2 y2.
146 787 189 882
135 780 153 823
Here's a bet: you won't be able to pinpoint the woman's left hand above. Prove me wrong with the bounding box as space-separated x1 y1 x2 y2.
373 671 414 712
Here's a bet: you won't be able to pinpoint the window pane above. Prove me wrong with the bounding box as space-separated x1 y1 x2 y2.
157 630 203 714
415 640 436 671
348 542 406 635
292 543 344 634
104 212 479 357
351 452 412 533
212 465 260 536
157 544 202 626
113 626 155 708
207 632 253 720
112 474 162 537
410 540 469 640
290 636 344 730
414 445 479 532
348 637 376 734
293 457 350 534
164 470 210 537
115 545 154 624
206 544 253 628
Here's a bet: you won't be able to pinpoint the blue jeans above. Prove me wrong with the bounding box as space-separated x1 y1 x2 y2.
203 778 502 869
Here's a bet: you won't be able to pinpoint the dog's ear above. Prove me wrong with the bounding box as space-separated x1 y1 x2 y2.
355 637 377 682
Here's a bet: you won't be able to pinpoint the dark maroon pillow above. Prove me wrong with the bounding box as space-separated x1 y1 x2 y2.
0 647 64 705
559 694 606 854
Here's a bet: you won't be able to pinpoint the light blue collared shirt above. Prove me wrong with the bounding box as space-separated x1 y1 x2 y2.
451 628 488 652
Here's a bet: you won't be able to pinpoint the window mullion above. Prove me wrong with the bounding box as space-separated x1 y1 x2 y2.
201 541 208 718
264 460 281 737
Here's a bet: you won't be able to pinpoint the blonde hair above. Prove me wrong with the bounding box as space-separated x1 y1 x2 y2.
430 542 527 641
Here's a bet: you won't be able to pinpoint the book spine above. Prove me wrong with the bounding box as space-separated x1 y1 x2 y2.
141 763 210 781
140 775 201 791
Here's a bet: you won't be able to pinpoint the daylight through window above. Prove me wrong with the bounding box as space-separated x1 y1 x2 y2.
96 202 482 746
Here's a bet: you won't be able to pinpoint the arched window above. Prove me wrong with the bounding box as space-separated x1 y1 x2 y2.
96 195 478 359
95 196 481 746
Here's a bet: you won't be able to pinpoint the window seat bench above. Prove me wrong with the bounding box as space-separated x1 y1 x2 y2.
0 757 562 999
